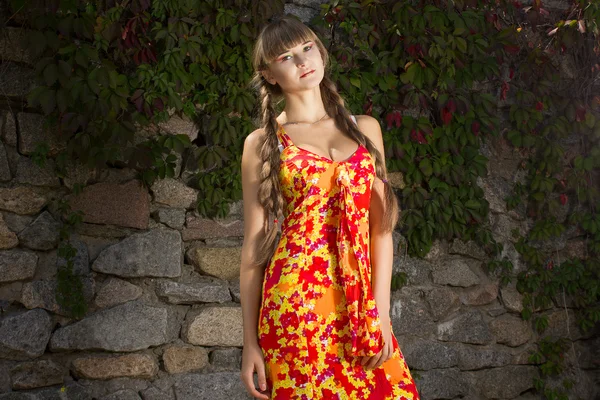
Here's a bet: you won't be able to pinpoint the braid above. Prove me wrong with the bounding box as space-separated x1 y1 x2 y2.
320 76 400 231
252 80 284 267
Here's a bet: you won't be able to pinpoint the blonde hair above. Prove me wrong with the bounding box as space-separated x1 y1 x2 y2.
250 16 399 266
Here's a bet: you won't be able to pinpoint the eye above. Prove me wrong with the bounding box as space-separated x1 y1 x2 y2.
304 45 313 51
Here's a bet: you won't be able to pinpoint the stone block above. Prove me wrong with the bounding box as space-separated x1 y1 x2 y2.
173 372 251 400
182 306 243 347
151 178 198 209
163 345 209 374
0 249 37 283
9 360 66 390
0 187 47 215
156 279 231 304
186 246 241 281
50 301 173 352
92 229 182 278
73 353 158 380
94 278 142 309
437 311 493 345
489 314 532 347
432 258 480 287
18 211 60 251
0 309 52 360
69 181 150 230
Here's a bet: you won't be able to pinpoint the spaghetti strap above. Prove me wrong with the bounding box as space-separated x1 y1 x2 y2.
350 115 357 125
276 123 292 152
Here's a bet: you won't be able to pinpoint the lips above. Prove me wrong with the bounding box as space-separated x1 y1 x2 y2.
300 70 315 78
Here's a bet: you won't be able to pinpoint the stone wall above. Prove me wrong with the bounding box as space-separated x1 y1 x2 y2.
1 1 599 400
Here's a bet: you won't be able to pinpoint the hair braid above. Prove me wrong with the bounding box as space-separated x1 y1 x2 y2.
252 80 284 266
320 76 399 231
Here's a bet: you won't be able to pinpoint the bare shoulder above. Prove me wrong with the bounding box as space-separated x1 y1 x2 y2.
354 115 383 146
242 128 267 160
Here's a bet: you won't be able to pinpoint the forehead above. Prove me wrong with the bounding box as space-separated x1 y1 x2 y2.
261 26 315 61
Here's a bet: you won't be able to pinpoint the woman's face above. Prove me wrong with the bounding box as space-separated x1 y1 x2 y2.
262 40 324 94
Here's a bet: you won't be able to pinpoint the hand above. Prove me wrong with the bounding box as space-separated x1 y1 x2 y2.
360 316 394 370
241 341 270 399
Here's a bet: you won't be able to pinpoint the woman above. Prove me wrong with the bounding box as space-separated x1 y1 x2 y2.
239 16 420 400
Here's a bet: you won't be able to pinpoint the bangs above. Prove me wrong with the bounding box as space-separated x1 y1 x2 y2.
254 18 318 69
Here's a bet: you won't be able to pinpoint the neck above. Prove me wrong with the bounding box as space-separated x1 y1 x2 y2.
280 85 327 124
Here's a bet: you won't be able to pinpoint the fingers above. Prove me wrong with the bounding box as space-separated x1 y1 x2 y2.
241 366 270 399
256 361 269 396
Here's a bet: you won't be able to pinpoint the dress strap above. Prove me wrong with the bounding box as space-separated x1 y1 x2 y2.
350 115 357 125
276 124 293 153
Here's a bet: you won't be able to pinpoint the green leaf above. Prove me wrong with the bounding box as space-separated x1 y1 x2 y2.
43 63 58 86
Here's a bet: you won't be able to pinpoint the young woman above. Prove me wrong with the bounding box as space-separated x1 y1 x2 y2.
239 16 420 400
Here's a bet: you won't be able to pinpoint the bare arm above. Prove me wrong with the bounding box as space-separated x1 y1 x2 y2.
357 115 394 319
239 128 269 347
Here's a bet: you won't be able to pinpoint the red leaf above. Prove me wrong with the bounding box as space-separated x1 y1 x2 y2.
472 121 480 136
560 193 567 205
535 101 544 111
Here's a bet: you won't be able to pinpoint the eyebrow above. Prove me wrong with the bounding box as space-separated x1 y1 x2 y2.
277 41 313 57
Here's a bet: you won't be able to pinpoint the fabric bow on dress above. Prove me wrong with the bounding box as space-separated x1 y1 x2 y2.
332 163 384 358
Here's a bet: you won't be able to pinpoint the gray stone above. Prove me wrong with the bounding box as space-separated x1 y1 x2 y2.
401 337 459 370
0 360 14 392
229 279 240 303
186 246 241 281
457 344 514 370
390 288 436 338
478 175 512 214
0 111 17 147
182 217 244 241
209 348 242 371
500 283 524 313
21 278 95 316
0 27 33 64
9 359 66 390
18 211 61 251
0 187 47 215
69 181 150 230
76 377 148 399
155 208 185 230
156 279 231 304
392 256 432 285
15 157 61 187
94 278 142 309
73 353 158 380
415 368 468 400
158 114 199 142
437 311 493 345
0 309 52 360
163 345 209 374
432 258 480 287
50 301 173 352
460 283 499 306
0 63 35 97
0 213 19 249
1 213 34 234
542 309 590 341
0 249 37 283
173 372 251 400
492 213 529 241
140 386 175 400
56 238 90 276
0 393 38 400
100 390 141 400
469 365 538 398
283 4 317 23
425 286 460 321
449 239 487 261
0 142 10 181
182 306 243 347
489 314 532 347
151 178 198 209
17 113 64 156
92 229 182 278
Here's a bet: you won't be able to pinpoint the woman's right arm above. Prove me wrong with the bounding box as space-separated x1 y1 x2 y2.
239 128 270 399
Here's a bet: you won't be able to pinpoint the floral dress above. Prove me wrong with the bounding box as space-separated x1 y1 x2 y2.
257 117 420 399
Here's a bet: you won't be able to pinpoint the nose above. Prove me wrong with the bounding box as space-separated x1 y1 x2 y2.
295 54 307 67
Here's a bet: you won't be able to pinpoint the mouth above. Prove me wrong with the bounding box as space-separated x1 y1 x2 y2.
300 70 315 78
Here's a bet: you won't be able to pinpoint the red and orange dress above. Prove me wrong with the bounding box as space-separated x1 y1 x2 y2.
257 117 420 399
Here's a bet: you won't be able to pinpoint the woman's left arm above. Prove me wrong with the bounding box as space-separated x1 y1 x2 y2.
356 115 395 369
